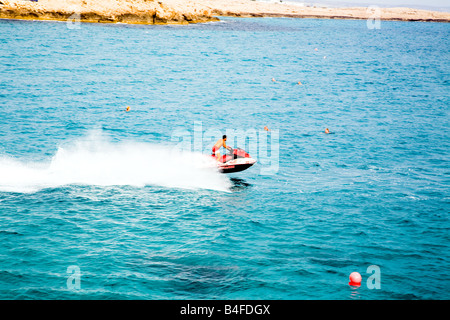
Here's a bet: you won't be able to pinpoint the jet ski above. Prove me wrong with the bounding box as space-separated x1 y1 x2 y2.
214 147 256 173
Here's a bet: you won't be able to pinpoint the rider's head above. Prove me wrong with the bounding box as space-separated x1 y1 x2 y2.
223 135 227 141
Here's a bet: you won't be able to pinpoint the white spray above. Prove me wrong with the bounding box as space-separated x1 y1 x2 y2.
0 131 231 193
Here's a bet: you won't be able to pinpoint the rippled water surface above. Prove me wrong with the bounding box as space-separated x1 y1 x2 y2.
0 17 449 299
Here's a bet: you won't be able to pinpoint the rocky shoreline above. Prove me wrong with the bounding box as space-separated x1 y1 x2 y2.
0 0 449 25
204 0 450 23
0 0 218 25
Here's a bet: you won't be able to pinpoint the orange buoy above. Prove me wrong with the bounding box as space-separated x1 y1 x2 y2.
264 126 269 131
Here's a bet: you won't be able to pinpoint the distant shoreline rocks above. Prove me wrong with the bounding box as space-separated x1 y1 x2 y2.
0 0 449 25
0 0 219 25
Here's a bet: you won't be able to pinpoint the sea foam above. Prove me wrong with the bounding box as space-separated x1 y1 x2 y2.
0 131 230 193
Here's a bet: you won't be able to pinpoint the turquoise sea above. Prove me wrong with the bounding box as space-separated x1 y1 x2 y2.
0 16 449 300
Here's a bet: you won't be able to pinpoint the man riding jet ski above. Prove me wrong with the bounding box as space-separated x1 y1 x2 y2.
211 135 256 173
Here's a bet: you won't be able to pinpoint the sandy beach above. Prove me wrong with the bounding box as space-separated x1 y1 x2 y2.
0 0 449 25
